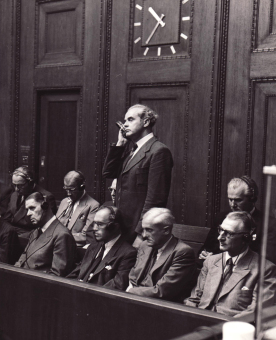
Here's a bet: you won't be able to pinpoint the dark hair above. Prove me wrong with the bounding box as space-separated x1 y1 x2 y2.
97 205 125 231
25 192 46 205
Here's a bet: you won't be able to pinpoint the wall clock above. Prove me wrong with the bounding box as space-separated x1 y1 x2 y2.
131 0 192 60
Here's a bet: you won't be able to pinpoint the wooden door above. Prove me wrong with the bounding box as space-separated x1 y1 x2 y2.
14 0 107 202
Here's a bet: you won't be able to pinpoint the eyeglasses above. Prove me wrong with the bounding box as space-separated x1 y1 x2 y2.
92 221 111 229
217 226 248 239
108 187 116 193
12 182 28 190
63 186 79 192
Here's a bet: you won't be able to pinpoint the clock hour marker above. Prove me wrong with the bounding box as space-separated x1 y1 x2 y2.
136 4 142 10
170 46 176 54
157 47 161 56
144 47 149 56
134 22 141 26
181 33 188 40
134 37 141 44
182 0 189 4
182 16 190 21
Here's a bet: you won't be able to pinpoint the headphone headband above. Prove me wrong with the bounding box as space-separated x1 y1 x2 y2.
12 167 33 182
239 176 258 202
38 192 49 210
74 170 86 188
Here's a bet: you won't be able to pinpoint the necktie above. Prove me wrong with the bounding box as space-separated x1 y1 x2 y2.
139 249 158 284
210 258 233 311
16 194 24 211
123 144 138 170
36 228 43 240
59 200 74 228
87 245 105 282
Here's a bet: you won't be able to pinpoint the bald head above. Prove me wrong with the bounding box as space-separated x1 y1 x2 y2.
142 208 175 248
63 170 85 202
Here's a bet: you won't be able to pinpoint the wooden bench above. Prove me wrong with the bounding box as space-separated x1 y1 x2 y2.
172 224 210 257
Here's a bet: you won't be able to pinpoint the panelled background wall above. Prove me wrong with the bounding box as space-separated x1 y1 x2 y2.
1 0 276 228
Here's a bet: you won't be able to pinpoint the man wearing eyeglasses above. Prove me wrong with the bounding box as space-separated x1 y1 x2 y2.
67 206 137 290
56 170 99 247
186 211 276 317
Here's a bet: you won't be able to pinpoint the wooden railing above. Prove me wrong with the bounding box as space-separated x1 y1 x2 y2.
0 263 230 340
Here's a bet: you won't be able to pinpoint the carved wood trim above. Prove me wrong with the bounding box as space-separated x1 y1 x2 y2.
34 0 85 68
11 0 21 171
94 0 113 202
207 0 229 224
126 82 189 223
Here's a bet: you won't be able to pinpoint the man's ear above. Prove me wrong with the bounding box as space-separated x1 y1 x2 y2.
143 118 150 127
163 226 170 235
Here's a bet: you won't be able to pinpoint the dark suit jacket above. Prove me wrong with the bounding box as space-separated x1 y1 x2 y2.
103 136 173 239
57 192 99 246
203 209 276 264
128 236 196 302
186 249 276 317
15 218 76 277
68 236 137 290
2 184 57 235
0 218 20 264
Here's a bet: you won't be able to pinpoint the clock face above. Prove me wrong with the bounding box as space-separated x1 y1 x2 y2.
131 0 191 59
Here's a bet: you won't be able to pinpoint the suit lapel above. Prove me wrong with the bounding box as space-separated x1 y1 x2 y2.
150 236 178 274
80 242 103 279
9 192 18 215
207 256 225 302
13 202 27 223
92 237 124 276
25 219 58 258
218 251 252 299
136 245 152 283
122 136 157 174
67 194 88 230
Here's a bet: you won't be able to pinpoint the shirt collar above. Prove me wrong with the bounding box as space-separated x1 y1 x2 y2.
41 215 56 233
225 246 249 266
73 190 86 208
104 233 121 250
136 132 154 149
157 235 173 255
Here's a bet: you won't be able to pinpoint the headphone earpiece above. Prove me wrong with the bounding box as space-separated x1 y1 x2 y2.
74 170 86 190
38 192 49 210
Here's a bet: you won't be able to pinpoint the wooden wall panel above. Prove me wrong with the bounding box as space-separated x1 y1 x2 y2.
219 0 254 211
129 84 188 223
0 0 16 191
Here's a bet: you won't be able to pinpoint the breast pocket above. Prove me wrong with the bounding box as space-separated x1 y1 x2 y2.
236 290 253 309
136 167 149 186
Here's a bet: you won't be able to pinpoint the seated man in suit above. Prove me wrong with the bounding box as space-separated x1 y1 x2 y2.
126 208 196 302
67 206 137 290
186 211 276 317
200 176 276 264
1 166 57 237
15 192 76 276
103 104 173 247
56 170 99 247
85 178 117 245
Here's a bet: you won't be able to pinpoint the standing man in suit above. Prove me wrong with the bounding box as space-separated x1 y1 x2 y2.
103 104 173 247
67 206 137 290
57 171 99 247
126 208 196 302
1 166 57 237
200 176 276 264
186 211 276 317
15 192 76 277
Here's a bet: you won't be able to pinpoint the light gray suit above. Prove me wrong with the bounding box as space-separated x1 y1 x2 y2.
57 192 99 246
186 249 276 317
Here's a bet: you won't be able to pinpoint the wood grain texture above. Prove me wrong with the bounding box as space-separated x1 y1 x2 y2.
0 263 230 340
